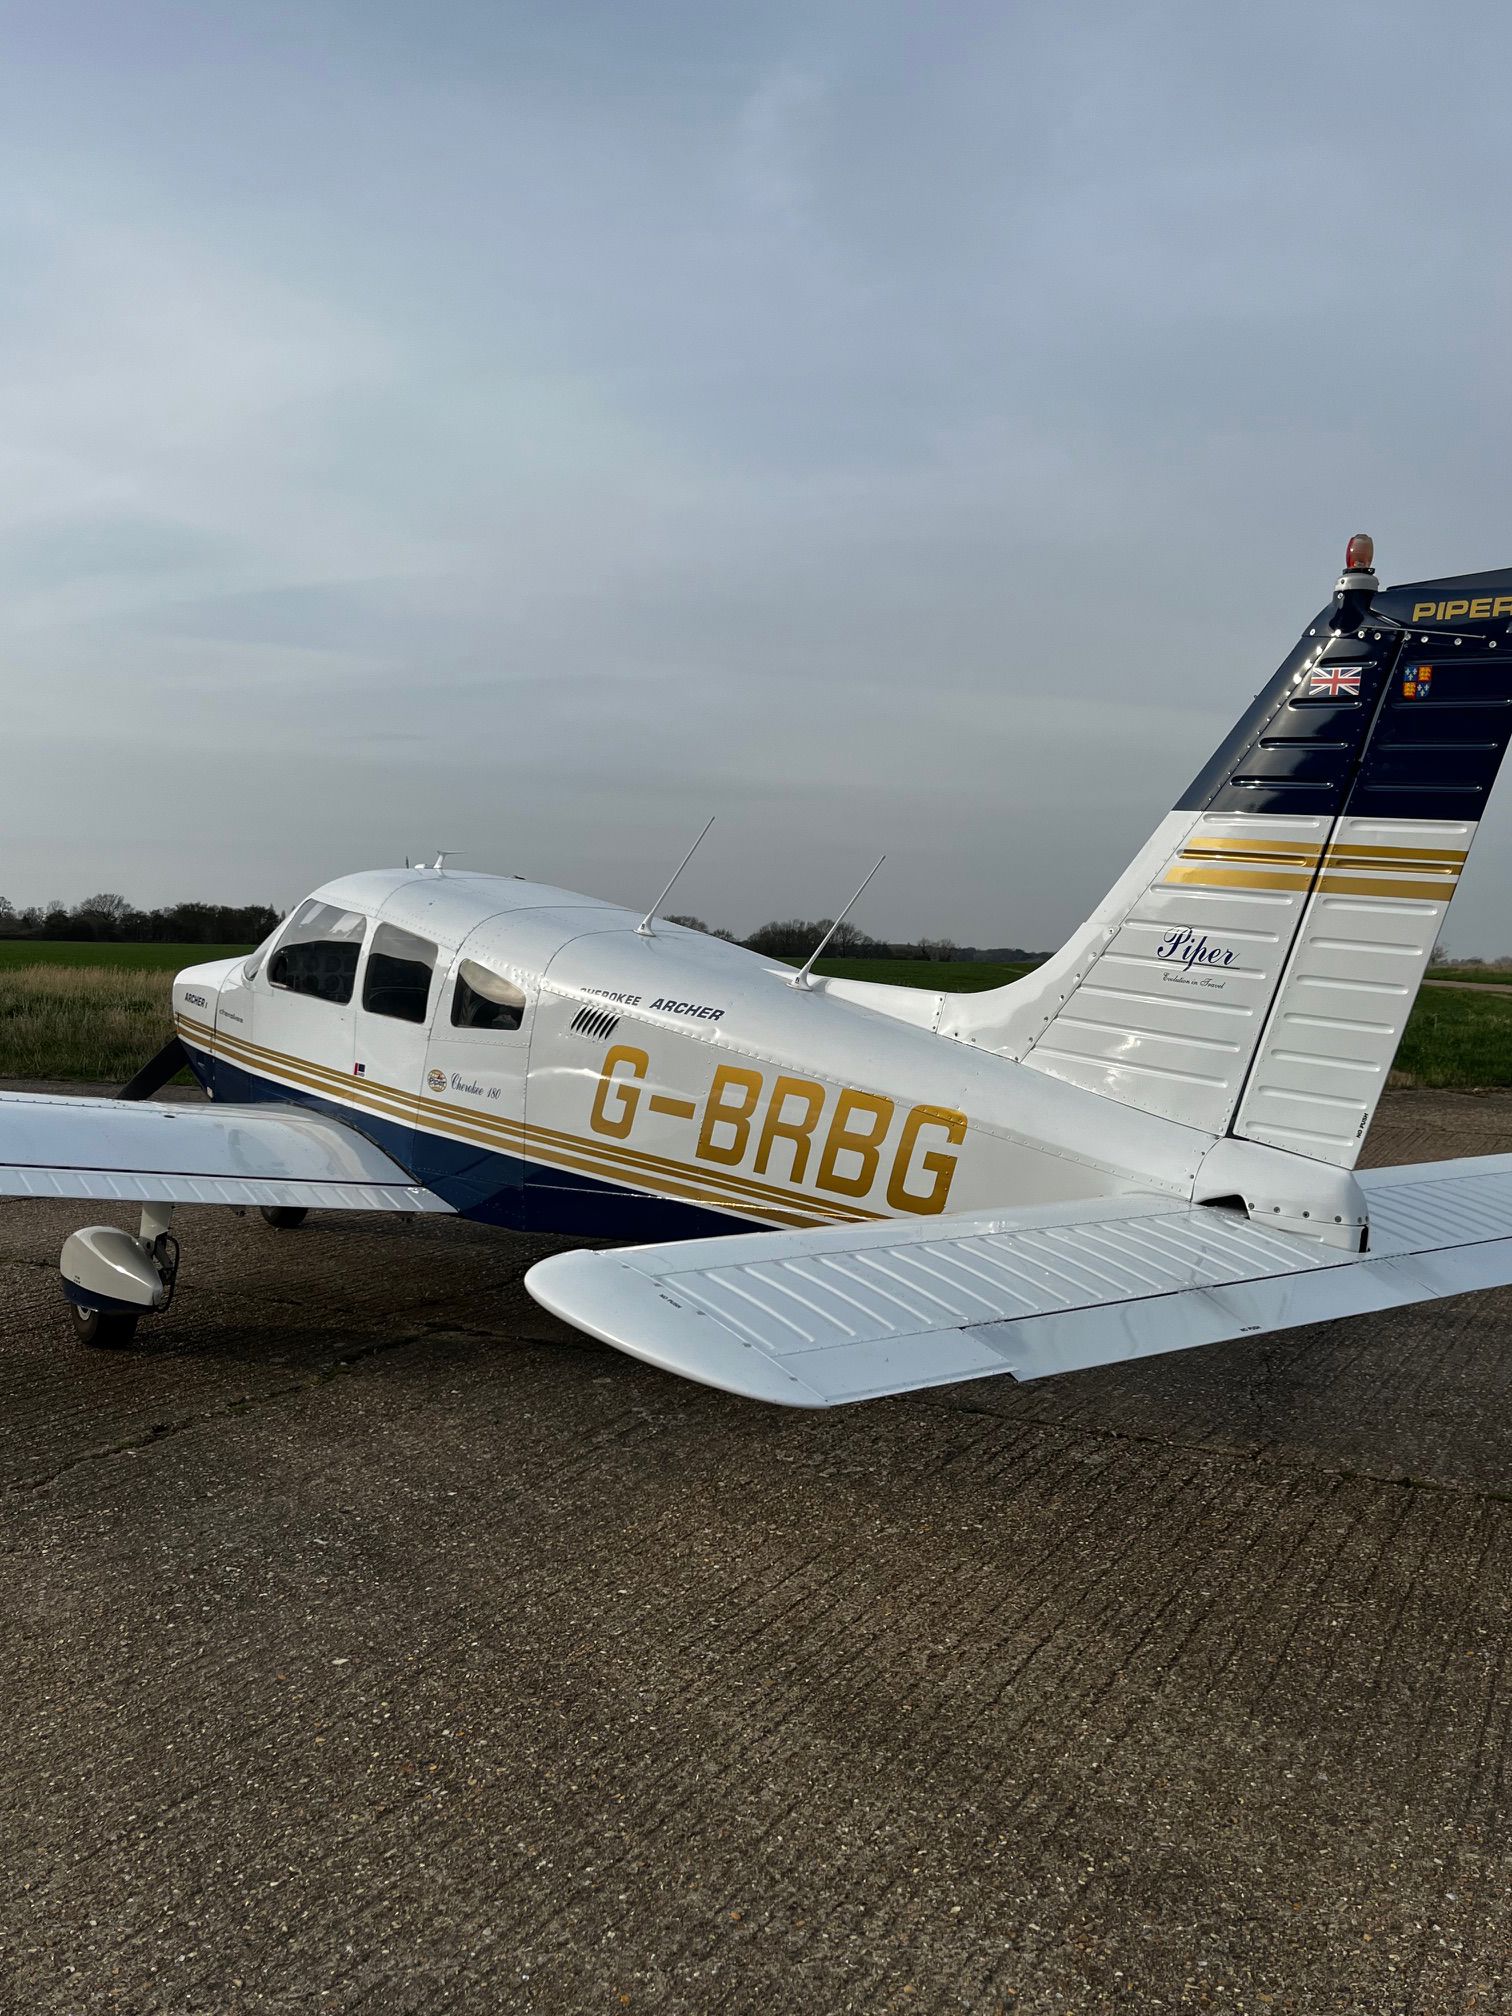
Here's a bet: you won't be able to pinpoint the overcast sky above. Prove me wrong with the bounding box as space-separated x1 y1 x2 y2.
3 0 1512 950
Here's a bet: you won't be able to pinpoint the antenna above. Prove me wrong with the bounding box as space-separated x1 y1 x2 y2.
431 850 463 873
788 855 886 989
637 816 715 937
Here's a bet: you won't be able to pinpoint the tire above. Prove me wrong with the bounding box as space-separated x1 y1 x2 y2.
70 1305 139 1349
260 1206 309 1230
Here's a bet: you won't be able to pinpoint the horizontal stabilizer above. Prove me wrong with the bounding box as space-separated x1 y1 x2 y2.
0 1092 451 1212
525 1159 1512 1407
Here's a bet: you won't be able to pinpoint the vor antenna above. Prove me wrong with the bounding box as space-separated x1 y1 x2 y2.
788 855 886 990
636 816 715 937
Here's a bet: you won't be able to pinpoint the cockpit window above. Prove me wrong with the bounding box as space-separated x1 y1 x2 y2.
451 958 527 1032
363 925 437 1025
242 921 283 984
266 901 367 1004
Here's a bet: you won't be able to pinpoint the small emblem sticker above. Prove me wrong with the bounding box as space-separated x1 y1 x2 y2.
427 1068 447 1094
1307 668 1361 698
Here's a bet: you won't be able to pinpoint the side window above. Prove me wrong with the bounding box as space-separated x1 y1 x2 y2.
267 901 367 1004
363 925 437 1025
451 958 527 1032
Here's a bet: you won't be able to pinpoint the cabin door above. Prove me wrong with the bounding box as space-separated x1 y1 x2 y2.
417 935 533 1222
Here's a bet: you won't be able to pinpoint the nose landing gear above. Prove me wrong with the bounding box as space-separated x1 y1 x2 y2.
61 1204 180 1350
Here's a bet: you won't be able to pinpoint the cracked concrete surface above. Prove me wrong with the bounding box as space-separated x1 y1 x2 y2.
0 1089 1509 2014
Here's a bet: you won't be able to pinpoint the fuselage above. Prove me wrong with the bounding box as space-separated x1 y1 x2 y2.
170 866 1226 1241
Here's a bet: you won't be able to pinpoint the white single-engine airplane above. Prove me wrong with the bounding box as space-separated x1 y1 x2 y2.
11 537 1512 1406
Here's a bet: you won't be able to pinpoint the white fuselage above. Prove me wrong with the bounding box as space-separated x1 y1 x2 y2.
170 866 1360 1244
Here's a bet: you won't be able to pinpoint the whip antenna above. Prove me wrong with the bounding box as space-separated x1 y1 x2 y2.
788 855 886 989
636 816 715 937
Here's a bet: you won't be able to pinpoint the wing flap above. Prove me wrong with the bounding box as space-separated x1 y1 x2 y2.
0 1092 450 1213
525 1159 1512 1407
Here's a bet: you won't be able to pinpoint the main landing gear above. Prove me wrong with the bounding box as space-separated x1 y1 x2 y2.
60 1205 180 1350
259 1206 308 1230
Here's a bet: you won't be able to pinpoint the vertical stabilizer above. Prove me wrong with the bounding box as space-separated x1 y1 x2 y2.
943 544 1512 1164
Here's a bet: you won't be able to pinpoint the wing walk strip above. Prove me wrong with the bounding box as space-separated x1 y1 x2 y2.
1165 837 1469 903
175 1014 877 1231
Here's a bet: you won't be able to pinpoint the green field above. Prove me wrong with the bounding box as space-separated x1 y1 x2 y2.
1392 986 1512 1088
0 949 1508 1088
0 941 249 971
0 966 179 1082
1425 966 1512 987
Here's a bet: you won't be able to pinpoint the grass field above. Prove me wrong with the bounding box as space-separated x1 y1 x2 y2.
1425 966 1512 987
0 951 1508 1088
1392 986 1512 1088
0 966 179 1082
0 941 249 971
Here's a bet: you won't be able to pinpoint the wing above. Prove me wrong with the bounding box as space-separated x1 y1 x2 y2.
0 1091 450 1212
525 1158 1512 1407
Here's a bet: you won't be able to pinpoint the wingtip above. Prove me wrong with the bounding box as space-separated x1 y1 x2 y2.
524 1250 831 1408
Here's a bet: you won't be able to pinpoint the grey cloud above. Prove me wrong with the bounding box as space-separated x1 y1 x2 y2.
0 0 1510 953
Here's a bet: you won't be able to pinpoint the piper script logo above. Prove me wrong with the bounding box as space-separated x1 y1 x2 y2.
1156 927 1237 973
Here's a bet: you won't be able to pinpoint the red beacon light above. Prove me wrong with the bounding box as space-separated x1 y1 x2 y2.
1330 532 1379 631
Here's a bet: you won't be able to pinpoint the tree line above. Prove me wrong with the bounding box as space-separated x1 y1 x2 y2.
0 894 1040 961
0 893 282 945
667 917 1042 962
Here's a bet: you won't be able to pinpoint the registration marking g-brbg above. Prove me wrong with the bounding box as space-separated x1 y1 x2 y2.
588 1044 967 1217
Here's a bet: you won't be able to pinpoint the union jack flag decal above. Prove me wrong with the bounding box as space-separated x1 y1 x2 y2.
1307 667 1362 699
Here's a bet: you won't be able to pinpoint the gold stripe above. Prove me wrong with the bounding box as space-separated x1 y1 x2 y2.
1324 843 1468 864
184 1019 861 1227
1326 864 1461 878
1314 874 1458 902
176 1014 879 1226
1181 838 1323 859
1163 864 1314 892
1324 857 1462 876
1167 833 1468 899
196 1020 871 1223
1179 849 1322 868
1179 839 1467 869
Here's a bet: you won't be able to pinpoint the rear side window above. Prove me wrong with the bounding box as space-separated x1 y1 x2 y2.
452 958 527 1032
267 901 367 1004
363 925 437 1024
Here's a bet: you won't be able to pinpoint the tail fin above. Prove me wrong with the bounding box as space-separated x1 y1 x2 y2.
943 545 1512 1166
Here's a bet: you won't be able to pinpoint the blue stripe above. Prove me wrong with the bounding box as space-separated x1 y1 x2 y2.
188 1043 762 1242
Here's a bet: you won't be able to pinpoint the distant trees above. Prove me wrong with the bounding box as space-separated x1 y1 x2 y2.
0 890 1046 960
739 921 1012 961
0 895 283 945
75 893 132 935
664 914 1041 961
663 915 738 942
743 918 885 959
